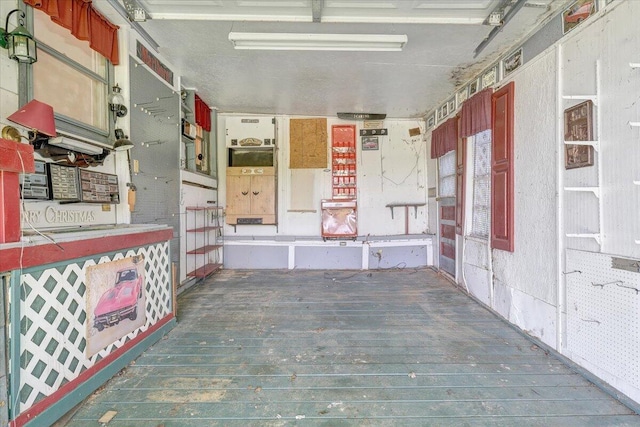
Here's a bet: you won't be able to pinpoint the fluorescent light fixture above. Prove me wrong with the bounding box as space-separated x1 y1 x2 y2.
228 32 408 51
49 136 105 155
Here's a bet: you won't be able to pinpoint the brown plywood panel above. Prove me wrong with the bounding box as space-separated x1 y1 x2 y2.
290 118 328 169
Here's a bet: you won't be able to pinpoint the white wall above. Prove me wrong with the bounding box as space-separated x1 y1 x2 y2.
560 0 640 258
427 0 640 403
490 48 559 347
218 115 428 238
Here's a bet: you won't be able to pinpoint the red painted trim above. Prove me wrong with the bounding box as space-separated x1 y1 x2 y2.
0 172 22 244
440 241 455 259
0 228 173 272
440 206 455 221
440 224 456 240
455 123 466 235
491 81 515 252
12 314 174 427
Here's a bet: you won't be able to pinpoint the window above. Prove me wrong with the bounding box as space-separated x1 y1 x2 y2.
470 130 492 239
438 150 456 198
28 8 112 144
181 91 217 178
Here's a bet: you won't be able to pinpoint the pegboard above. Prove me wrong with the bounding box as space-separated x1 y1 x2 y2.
566 249 640 397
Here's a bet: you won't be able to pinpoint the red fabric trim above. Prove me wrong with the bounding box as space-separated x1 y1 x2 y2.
0 228 173 272
23 0 120 65
89 7 120 65
12 314 175 427
460 88 493 138
50 0 73 30
430 117 458 159
194 94 211 132
72 0 91 41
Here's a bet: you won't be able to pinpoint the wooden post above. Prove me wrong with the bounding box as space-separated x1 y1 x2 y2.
171 262 178 317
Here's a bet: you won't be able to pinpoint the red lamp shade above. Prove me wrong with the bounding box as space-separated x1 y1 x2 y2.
7 100 56 137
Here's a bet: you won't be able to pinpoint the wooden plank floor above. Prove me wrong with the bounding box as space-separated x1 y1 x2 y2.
62 269 640 426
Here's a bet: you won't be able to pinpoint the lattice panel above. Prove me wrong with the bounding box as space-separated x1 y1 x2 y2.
471 130 492 238
438 150 456 197
13 242 171 414
566 249 640 396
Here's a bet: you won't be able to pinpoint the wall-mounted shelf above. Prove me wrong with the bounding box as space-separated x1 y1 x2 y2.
185 206 224 278
560 60 602 249
630 63 640 69
566 233 601 245
629 122 640 127
564 187 600 198
563 140 599 152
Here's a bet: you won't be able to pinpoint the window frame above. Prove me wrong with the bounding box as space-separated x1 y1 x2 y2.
469 130 492 240
20 6 114 146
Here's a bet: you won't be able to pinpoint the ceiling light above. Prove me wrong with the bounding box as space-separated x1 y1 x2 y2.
123 0 150 22
228 32 408 51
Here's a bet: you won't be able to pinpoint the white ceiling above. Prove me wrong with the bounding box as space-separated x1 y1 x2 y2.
120 0 571 118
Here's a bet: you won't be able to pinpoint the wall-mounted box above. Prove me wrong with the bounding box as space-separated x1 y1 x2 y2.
226 117 276 148
20 161 50 200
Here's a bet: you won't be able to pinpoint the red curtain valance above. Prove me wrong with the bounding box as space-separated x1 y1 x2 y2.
23 0 120 65
430 117 458 159
194 94 211 132
459 88 493 138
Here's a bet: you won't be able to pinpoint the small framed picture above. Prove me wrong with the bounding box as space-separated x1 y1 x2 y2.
456 87 468 106
438 103 448 120
563 0 596 34
426 113 436 129
503 48 523 76
469 78 480 96
482 65 498 88
564 100 594 169
362 136 379 151
447 97 455 114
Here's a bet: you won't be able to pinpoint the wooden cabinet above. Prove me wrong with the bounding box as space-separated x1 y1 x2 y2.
226 167 276 225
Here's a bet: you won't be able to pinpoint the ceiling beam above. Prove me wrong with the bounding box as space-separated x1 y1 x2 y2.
474 0 528 57
312 0 324 23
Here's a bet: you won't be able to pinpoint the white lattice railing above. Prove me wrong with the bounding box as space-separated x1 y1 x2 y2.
11 242 172 415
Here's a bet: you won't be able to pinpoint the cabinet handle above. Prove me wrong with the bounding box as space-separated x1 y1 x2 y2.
253 191 260 196
241 191 249 195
